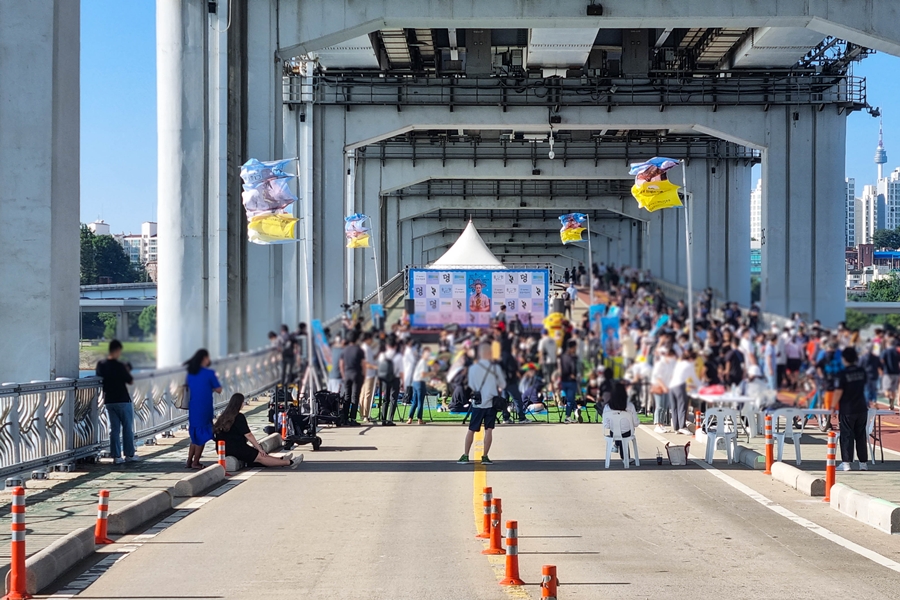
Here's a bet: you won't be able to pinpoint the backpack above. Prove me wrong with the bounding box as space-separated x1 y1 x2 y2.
377 354 396 381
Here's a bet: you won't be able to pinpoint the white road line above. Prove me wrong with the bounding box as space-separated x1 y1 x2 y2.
641 428 900 574
47 468 263 598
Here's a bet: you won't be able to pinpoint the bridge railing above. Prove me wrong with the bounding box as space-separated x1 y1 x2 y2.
0 348 279 480
322 271 406 330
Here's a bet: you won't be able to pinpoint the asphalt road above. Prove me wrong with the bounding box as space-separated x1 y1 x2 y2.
49 421 900 600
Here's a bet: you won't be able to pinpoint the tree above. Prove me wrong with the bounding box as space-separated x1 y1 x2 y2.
80 225 97 285
80 224 143 284
872 227 900 250
138 305 157 338
99 312 117 340
863 272 900 302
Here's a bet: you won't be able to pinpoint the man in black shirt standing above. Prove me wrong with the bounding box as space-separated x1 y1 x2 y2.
879 338 900 410
833 347 870 471
339 331 365 426
558 341 580 424
96 340 141 465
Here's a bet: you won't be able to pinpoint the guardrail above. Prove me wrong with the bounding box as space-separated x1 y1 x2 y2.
322 271 406 330
0 348 279 480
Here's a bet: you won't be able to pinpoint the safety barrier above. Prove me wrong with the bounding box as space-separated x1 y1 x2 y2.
94 490 113 545
824 431 837 502
482 498 504 555
476 486 492 539
0 348 279 480
499 520 524 586
763 415 774 475
4 487 27 600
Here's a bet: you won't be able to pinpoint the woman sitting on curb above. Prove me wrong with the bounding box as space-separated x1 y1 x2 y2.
213 393 299 468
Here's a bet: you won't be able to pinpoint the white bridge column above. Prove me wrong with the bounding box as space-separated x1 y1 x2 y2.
761 106 846 326
157 0 208 368
0 1 80 381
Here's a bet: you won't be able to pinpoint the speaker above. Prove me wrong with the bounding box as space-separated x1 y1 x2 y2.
586 4 603 16
405 299 416 314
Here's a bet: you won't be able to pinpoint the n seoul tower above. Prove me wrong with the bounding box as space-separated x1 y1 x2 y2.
875 116 888 180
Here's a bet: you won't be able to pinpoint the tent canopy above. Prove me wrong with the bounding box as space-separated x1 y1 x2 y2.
428 221 506 269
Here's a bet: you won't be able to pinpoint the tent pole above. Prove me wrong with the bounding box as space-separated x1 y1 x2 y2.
681 160 694 346
586 214 595 306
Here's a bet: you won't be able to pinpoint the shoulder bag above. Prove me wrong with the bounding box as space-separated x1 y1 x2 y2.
174 378 191 410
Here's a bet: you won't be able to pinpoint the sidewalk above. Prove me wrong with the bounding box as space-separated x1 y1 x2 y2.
0 396 273 566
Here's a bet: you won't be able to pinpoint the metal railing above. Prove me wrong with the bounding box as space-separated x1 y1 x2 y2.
0 348 279 479
322 271 406 330
284 73 866 110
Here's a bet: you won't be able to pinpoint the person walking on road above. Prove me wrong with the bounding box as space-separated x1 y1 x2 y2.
832 347 870 471
408 347 432 424
459 343 506 465
377 336 404 425
558 340 580 423
184 349 223 469
668 349 699 435
339 331 365 426
96 340 141 465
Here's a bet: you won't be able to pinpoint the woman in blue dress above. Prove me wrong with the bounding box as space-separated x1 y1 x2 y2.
184 349 222 469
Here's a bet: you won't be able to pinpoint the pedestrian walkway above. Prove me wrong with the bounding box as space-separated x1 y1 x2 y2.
0 396 273 566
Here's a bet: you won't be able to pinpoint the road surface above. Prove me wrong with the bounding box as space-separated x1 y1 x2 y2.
49 421 900 599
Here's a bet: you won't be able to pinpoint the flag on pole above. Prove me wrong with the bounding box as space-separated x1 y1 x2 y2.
558 212 587 244
345 213 371 248
240 158 299 244
629 157 683 212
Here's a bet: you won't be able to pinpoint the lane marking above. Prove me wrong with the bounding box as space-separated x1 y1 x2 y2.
47 468 263 598
642 428 900 574
470 430 531 599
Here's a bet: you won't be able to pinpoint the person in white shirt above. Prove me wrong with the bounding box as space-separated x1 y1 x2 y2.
650 348 677 433
669 349 699 435
408 348 432 425
358 332 378 423
458 343 506 465
402 342 419 406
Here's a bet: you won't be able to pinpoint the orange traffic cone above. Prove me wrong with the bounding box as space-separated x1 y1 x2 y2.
499 520 525 586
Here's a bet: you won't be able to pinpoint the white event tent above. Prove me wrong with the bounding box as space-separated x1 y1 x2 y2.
427 221 506 269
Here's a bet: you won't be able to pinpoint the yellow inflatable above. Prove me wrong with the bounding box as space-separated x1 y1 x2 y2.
543 312 566 348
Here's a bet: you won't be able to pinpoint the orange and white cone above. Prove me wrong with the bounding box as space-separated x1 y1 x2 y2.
499 520 525 586
824 430 836 502
3 486 31 600
94 489 114 544
281 411 288 438
764 414 774 475
482 498 504 555
541 564 558 599
694 410 702 439
476 486 492 539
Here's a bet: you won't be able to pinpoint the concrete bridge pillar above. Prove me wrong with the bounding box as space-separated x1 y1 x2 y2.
761 106 846 326
0 1 80 381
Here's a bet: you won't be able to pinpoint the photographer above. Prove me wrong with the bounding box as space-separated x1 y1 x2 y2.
458 343 506 466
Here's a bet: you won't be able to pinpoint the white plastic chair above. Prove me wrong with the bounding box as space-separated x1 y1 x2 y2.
703 408 740 465
604 411 640 469
771 407 807 465
866 408 877 465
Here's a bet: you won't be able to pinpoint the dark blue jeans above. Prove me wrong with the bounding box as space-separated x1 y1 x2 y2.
505 381 526 421
410 381 426 420
561 381 578 417
106 402 135 459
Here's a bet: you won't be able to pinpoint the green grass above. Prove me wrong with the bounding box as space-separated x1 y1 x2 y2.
80 340 157 369
369 401 656 425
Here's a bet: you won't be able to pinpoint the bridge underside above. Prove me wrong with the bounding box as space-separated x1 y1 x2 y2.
4 0 900 379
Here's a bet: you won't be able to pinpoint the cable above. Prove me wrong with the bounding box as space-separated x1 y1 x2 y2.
210 0 233 33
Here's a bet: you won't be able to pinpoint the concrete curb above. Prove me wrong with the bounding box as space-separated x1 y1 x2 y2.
173 465 225 498
3 525 95 595
734 445 766 470
830 482 900 534
108 489 173 535
223 456 245 473
259 432 283 454
770 461 825 496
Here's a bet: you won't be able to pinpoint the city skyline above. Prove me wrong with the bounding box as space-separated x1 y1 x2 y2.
81 1 900 234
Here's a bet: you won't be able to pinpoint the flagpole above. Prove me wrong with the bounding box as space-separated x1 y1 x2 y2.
370 215 383 306
585 213 595 305
681 160 694 346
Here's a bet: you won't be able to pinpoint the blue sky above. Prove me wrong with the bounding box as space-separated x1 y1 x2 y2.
80 3 900 233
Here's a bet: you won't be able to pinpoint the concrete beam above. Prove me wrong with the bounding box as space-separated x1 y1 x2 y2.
342 105 768 150
279 1 900 57
396 195 647 222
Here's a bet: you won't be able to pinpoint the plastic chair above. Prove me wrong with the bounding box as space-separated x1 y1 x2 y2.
603 411 639 469
771 407 807 465
866 408 877 465
703 408 740 465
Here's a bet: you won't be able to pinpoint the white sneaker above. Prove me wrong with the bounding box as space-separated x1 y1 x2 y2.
654 425 667 434
858 462 869 471
838 462 852 471
564 417 574 424
677 428 692 436
113 457 125 465
124 455 143 462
